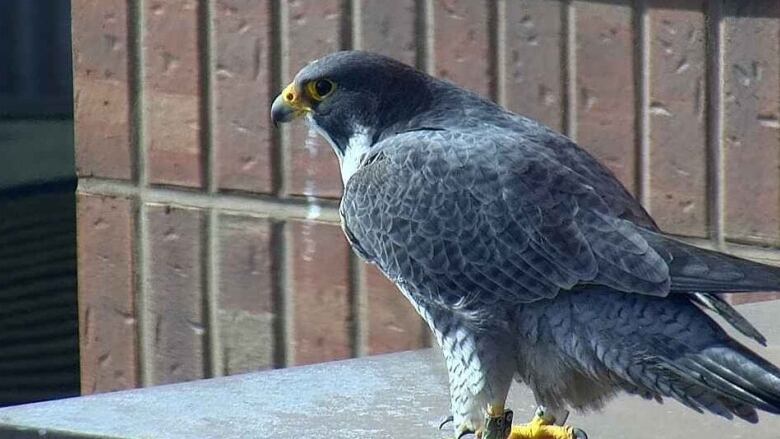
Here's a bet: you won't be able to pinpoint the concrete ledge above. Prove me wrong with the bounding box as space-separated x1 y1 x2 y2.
1 301 780 438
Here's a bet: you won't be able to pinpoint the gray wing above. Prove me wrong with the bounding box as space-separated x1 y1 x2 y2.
343 129 670 308
342 128 780 310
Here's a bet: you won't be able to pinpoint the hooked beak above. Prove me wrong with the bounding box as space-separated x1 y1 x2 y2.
271 82 310 125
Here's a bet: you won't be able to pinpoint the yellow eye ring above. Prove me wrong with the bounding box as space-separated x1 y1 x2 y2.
306 79 336 101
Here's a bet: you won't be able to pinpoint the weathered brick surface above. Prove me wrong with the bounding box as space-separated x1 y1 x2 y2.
365 265 427 355
433 0 492 97
72 0 780 394
217 213 275 374
72 0 133 180
146 204 206 384
213 0 275 194
575 0 636 192
359 0 417 65
144 0 204 188
504 0 564 131
286 0 344 198
647 0 708 237
77 193 137 394
722 1 780 246
289 221 352 365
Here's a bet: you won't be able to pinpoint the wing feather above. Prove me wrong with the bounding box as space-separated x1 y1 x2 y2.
341 129 670 309
341 125 780 313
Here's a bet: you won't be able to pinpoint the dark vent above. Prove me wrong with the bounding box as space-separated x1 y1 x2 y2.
0 1 73 118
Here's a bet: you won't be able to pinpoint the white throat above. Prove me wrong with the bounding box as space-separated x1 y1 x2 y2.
306 115 372 185
340 126 372 184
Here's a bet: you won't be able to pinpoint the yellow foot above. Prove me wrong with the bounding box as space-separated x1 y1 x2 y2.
508 407 587 439
479 406 587 439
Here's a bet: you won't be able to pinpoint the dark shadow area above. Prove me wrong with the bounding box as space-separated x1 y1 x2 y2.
0 0 79 406
0 1 73 117
0 180 78 406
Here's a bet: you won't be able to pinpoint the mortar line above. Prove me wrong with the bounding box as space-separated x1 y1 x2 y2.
347 0 360 50
350 252 367 357
206 208 222 376
128 0 152 388
416 0 435 74
270 220 289 368
282 222 295 366
199 0 222 378
635 0 651 208
201 2 215 195
137 204 152 387
344 0 365 358
272 0 290 197
79 178 341 223
490 0 507 106
563 0 577 140
706 0 725 249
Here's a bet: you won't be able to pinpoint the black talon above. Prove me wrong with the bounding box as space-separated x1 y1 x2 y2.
534 405 556 425
573 428 588 439
457 428 476 438
556 409 570 426
439 415 454 430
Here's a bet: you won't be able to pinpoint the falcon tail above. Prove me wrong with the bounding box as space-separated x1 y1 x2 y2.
691 292 767 345
639 229 780 293
664 341 780 422
549 292 780 423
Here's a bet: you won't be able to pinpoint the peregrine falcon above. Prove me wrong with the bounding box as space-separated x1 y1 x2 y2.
271 51 780 439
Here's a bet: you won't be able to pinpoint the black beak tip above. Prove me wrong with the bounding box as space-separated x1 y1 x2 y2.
271 94 296 126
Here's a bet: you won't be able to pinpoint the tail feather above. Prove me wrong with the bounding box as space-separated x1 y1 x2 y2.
717 397 758 423
669 344 780 417
701 345 780 409
690 292 767 345
549 291 780 422
639 229 780 293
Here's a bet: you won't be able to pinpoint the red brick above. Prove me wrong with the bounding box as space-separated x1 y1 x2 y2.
575 0 636 192
72 0 133 180
286 0 344 198
433 0 492 97
647 1 707 237
722 1 780 246
144 0 204 188
359 0 417 65
289 221 352 365
77 193 138 394
365 265 427 355
213 0 275 194
217 213 275 374
504 0 564 130
146 204 206 384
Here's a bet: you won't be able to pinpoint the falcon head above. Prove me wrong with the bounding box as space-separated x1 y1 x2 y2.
272 51 503 182
271 51 436 151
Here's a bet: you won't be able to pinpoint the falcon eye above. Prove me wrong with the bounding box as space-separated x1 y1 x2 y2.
307 79 335 101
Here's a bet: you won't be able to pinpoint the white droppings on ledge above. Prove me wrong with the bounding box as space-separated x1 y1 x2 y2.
302 126 322 261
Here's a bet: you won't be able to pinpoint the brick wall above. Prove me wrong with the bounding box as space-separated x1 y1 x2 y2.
72 0 780 393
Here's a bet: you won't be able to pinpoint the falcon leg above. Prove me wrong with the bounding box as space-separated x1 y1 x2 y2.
432 323 515 438
494 406 586 439
481 405 513 439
